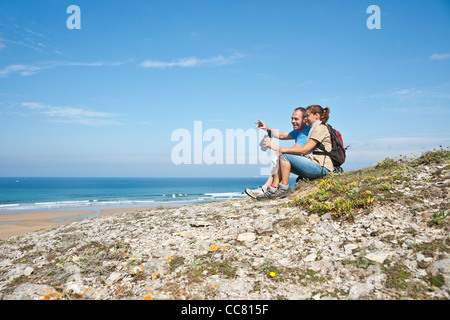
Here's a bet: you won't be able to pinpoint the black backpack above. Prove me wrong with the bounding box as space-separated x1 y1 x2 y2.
314 124 348 173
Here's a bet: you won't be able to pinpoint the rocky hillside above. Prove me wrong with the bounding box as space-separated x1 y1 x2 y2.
0 148 448 301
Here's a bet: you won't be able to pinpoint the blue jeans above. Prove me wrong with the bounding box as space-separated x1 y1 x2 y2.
280 153 329 180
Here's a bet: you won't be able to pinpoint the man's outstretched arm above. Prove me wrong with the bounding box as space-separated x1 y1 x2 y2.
255 120 293 140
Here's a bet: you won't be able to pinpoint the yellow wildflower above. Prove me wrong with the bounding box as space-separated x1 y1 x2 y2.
143 292 153 300
210 245 226 251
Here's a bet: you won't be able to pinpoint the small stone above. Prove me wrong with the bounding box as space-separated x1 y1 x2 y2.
431 258 450 276
347 282 374 300
237 232 256 242
255 219 274 236
143 259 163 276
344 244 358 255
190 220 213 227
366 252 390 264
304 253 316 262
23 267 34 276
180 232 195 239
331 236 340 242
321 212 332 220
0 259 13 268
286 291 312 300
106 272 122 285
65 273 86 295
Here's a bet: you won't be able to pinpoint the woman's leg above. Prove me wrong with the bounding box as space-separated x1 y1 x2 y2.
279 155 292 185
279 154 329 180
271 167 280 187
264 174 274 188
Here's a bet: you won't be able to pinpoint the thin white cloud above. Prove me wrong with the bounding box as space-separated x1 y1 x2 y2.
395 88 417 95
0 23 54 54
0 64 43 77
138 52 244 69
22 102 121 126
383 105 450 115
0 59 133 78
430 53 450 60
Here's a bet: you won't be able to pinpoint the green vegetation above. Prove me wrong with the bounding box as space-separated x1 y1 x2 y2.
184 257 237 282
291 146 450 220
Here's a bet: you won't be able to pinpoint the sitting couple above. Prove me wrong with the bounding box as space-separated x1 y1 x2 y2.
245 105 333 200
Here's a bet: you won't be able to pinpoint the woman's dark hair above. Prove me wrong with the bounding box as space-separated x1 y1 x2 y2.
307 105 330 123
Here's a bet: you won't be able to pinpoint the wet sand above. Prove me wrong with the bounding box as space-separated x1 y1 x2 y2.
0 207 158 239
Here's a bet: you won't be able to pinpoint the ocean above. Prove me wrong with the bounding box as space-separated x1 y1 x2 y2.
0 177 297 215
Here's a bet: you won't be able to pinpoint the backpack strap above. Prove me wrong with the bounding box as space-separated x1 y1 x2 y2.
312 124 331 156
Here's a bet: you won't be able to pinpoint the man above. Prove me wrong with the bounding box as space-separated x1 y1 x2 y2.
245 107 310 199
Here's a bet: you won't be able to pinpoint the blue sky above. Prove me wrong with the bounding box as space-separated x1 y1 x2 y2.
0 0 449 177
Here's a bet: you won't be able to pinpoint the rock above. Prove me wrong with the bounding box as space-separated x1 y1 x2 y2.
190 220 213 227
286 290 312 300
368 240 385 251
64 263 81 275
347 282 374 300
65 273 87 295
0 259 13 268
4 283 52 300
430 258 450 293
303 253 316 262
106 272 123 285
23 267 34 276
416 253 433 263
321 212 333 220
366 252 390 264
7 266 26 281
180 232 195 239
143 259 163 276
430 258 450 276
367 264 382 275
255 218 274 236
344 244 358 255
237 232 256 242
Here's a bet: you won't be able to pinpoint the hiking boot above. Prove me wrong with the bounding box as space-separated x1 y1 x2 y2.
272 185 292 199
256 185 292 200
255 187 277 200
245 186 267 199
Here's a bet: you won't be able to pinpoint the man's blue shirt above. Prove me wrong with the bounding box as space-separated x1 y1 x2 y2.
288 126 311 146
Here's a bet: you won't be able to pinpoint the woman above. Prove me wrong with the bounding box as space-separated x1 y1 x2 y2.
257 105 333 200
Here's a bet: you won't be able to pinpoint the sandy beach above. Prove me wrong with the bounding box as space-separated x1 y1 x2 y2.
0 207 158 239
